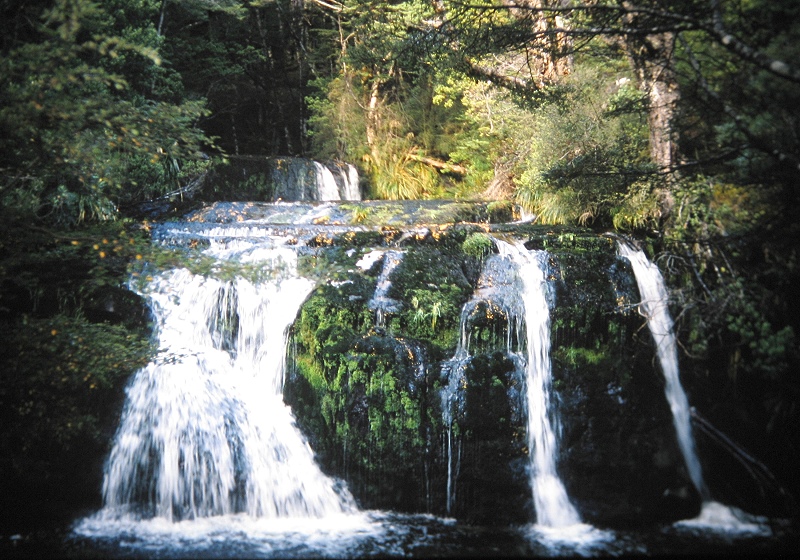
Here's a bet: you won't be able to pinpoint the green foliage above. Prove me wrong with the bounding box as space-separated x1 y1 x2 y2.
0 218 152 321
288 270 436 509
390 246 474 351
306 76 368 162
365 147 442 200
461 232 494 260
0 212 155 511
514 63 655 228
668 176 780 242
1 315 152 453
434 75 531 195
0 0 213 227
724 283 795 382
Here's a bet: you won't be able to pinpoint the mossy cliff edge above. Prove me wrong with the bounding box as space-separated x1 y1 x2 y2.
284 224 700 526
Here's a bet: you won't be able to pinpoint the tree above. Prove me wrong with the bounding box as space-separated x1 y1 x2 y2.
427 0 800 223
0 0 212 227
305 0 487 198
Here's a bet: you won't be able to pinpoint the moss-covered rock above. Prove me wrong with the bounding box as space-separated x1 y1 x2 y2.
543 240 701 525
449 351 530 525
286 225 701 525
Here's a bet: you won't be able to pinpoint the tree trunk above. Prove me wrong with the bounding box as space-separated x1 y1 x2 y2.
500 0 573 86
625 28 681 220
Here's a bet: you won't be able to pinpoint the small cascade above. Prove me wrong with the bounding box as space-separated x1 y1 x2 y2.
617 241 708 499
441 239 580 527
332 161 361 201
498 240 582 528
313 162 342 201
440 244 525 514
345 163 361 200
618 241 773 534
439 304 471 515
260 158 360 202
99 233 356 522
367 250 404 328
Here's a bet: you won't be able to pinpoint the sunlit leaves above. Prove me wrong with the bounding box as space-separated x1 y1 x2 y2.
514 62 653 228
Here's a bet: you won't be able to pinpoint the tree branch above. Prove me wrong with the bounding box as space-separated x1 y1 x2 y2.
407 150 467 175
708 0 800 85
678 34 800 175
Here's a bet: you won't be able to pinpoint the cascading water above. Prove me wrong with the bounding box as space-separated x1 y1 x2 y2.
336 162 361 201
56 210 781 556
367 250 404 328
439 303 470 515
441 238 581 527
314 162 343 201
617 241 707 499
440 242 525 514
97 234 356 522
618 241 770 534
498 240 582 528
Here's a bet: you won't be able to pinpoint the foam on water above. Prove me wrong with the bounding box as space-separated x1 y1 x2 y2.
674 501 772 536
527 523 617 557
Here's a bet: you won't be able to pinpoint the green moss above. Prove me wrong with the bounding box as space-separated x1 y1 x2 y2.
287 327 435 510
462 231 494 260
388 246 474 353
558 346 608 367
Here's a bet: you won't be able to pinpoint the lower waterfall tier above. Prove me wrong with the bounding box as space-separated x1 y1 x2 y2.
284 227 703 526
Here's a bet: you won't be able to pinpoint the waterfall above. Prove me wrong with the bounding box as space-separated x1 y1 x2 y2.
367 250 404 328
336 162 361 201
440 303 471 515
499 240 582 528
440 243 525 514
314 162 342 201
617 242 708 500
442 239 580 526
100 235 356 521
263 158 360 202
345 163 361 200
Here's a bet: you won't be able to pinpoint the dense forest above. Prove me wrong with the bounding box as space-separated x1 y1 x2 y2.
1 0 798 529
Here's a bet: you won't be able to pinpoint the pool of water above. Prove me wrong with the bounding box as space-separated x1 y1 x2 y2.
4 507 797 559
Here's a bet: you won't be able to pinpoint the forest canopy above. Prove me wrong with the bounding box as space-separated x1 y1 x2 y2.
2 0 798 228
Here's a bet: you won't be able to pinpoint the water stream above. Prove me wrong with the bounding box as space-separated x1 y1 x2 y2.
618 241 771 535
440 244 523 514
617 241 707 498
367 250 404 328
81 234 357 527
47 209 785 557
499 241 582 528
441 239 582 528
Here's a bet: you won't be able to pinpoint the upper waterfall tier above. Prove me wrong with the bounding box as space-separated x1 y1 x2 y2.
208 156 362 202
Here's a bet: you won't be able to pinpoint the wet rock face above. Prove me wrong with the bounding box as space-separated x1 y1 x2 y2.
545 241 701 525
285 226 702 526
452 352 531 525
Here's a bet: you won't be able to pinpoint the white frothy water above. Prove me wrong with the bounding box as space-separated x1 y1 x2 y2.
314 162 342 201
367 250 404 328
617 242 771 535
89 237 356 525
499 241 582 528
341 163 361 201
617 242 707 498
440 240 584 528
356 249 385 271
674 500 771 536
